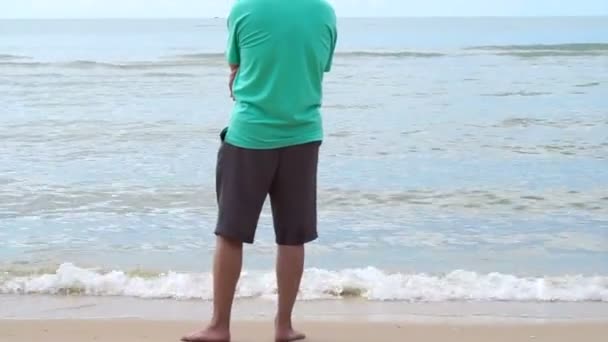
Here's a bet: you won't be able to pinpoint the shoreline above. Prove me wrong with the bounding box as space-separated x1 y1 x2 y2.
1 320 607 342
2 295 608 323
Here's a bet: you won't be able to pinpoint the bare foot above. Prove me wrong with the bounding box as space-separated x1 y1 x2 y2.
275 327 306 342
181 326 230 342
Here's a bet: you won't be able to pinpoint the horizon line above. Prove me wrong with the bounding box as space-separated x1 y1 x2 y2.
2 14 608 20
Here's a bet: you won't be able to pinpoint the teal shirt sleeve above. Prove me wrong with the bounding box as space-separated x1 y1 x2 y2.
226 7 240 65
325 14 338 72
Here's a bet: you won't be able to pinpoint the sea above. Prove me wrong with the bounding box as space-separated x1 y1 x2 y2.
0 17 607 319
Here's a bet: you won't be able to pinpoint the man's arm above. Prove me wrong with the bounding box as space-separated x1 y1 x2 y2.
229 64 239 100
226 5 241 99
325 9 338 72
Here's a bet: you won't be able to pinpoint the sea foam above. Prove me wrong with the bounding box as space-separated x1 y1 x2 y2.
1 263 606 302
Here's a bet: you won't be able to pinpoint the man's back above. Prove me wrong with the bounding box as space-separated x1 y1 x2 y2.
225 0 337 149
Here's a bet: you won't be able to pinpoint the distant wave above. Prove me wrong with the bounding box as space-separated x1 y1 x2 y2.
1 263 606 301
0 61 47 68
498 51 607 57
336 51 445 58
465 43 608 57
0 54 31 61
0 59 212 70
482 91 552 97
61 60 206 70
2 43 605 71
169 52 225 59
63 60 118 68
0 51 446 71
575 82 601 88
466 43 608 51
141 72 197 78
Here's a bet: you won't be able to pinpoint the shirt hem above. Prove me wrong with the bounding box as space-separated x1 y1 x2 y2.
225 136 323 150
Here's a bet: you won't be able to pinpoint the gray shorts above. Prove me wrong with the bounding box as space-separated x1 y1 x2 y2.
215 140 321 245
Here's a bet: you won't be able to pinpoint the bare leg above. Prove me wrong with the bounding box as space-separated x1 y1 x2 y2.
182 236 243 342
275 244 306 342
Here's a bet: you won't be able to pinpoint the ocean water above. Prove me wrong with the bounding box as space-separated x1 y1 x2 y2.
1 18 608 304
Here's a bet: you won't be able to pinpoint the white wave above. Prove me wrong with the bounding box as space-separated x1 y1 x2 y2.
1 263 606 302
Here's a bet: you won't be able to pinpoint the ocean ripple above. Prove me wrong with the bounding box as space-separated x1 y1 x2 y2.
1 185 606 218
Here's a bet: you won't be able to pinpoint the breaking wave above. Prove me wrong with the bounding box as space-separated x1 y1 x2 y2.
1 264 606 302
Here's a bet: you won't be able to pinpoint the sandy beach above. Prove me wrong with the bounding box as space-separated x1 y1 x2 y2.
1 320 607 342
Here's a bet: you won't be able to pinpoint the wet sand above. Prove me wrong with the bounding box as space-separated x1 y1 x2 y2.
1 320 607 342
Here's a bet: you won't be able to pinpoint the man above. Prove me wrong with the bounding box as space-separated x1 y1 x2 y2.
182 0 337 341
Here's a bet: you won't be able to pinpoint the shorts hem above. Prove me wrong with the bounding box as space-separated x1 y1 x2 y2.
214 229 255 244
275 233 318 246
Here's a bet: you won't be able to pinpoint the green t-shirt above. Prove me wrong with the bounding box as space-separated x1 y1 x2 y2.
225 0 337 149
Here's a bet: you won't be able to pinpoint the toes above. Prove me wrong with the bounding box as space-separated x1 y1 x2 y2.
181 334 194 342
180 334 200 342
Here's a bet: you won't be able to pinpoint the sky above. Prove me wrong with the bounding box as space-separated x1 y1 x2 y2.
2 0 608 19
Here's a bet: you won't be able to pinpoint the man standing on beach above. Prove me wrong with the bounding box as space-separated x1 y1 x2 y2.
182 0 337 341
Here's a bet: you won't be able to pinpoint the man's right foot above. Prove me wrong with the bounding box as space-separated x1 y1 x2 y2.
275 318 306 342
275 327 306 342
181 327 230 342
